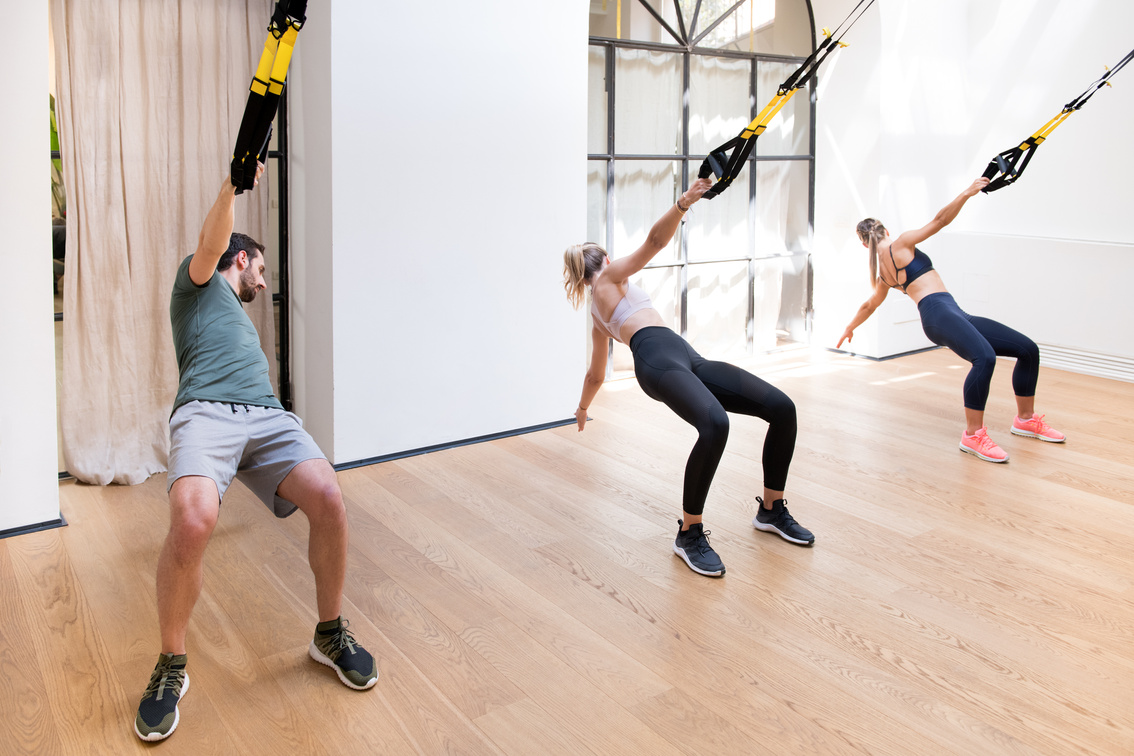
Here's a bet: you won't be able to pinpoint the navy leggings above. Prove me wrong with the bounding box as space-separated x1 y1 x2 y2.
917 292 1039 411
629 327 796 515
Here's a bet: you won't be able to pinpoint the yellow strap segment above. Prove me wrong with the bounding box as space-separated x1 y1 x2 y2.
739 89 799 139
1030 109 1074 143
250 31 281 95
268 24 300 94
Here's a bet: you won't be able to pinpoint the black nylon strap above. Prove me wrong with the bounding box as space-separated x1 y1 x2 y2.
1064 46 1134 111
698 0 876 198
981 144 1036 193
982 45 1133 193
230 0 307 195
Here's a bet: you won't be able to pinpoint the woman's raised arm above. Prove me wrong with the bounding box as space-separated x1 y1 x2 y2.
892 176 989 253
605 177 714 283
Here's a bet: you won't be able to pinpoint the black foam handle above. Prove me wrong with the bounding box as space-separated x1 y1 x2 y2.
702 177 733 200
231 155 244 194
698 151 729 198
241 158 258 194
980 153 1015 193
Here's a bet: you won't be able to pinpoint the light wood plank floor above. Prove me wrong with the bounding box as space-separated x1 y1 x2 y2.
4 347 1133 755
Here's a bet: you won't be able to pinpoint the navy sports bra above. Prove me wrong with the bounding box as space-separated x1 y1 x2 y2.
886 246 934 292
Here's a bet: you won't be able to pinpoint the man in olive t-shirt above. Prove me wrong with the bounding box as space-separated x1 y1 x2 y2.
133 167 377 743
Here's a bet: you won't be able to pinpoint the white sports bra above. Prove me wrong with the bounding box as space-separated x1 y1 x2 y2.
590 282 654 344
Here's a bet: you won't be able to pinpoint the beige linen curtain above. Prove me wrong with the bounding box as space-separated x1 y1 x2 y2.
51 0 278 485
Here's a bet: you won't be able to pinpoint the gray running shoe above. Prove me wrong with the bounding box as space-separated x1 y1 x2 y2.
673 520 726 577
754 497 814 546
309 617 378 690
134 652 189 741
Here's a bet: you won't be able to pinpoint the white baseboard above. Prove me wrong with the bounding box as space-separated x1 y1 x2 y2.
1038 344 1134 384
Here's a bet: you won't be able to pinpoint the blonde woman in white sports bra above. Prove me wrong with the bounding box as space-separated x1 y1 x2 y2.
563 177 814 577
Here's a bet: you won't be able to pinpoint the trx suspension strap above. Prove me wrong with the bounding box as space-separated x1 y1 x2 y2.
981 46 1134 193
230 0 307 195
698 0 876 199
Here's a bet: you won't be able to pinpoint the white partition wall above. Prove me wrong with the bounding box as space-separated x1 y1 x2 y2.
813 0 1133 376
942 0 1134 379
290 1 587 464
0 3 62 534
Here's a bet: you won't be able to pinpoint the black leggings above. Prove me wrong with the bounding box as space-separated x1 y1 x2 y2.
917 292 1039 411
629 327 796 516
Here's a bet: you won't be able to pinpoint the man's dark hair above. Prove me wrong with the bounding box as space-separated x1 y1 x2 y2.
217 233 265 271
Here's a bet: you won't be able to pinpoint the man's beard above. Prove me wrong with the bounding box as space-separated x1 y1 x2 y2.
238 267 259 303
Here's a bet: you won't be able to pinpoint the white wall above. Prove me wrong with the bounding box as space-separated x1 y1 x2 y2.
288 9 336 457
0 2 61 531
944 0 1134 377
811 0 893 356
933 232 1134 375
959 0 1134 243
291 0 587 464
813 0 1133 374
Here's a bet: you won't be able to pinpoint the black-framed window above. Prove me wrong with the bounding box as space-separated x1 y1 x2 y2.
588 0 816 370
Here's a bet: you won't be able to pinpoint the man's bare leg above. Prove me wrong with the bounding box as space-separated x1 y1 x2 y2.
280 459 377 690
158 476 221 654
277 459 347 623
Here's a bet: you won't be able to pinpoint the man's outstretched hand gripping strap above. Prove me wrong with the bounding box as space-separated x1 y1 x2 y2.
231 0 306 194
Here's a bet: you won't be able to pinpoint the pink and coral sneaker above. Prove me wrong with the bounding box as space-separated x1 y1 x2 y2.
959 427 1009 463
1011 413 1065 443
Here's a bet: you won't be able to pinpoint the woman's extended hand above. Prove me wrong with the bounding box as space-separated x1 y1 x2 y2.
683 177 714 206
964 176 990 197
837 327 854 348
575 406 589 432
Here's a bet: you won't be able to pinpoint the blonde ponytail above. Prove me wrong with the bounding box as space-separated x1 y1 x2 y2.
856 218 887 286
563 243 607 309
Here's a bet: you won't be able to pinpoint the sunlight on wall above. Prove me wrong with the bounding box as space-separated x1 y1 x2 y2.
820 125 867 219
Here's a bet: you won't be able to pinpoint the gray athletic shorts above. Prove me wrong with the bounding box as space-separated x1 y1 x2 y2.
167 400 327 518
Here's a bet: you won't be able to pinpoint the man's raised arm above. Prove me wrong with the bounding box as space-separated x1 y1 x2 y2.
188 163 263 286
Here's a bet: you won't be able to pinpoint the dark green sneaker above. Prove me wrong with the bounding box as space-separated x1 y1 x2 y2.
309 617 378 690
134 652 189 741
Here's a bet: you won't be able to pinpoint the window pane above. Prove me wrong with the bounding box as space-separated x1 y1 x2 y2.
689 54 750 156
612 264 680 372
590 0 683 44
630 1 683 45
588 0 617 38
696 0 775 50
587 160 608 246
687 261 748 357
755 61 810 156
614 48 682 155
680 0 744 44
753 254 809 350
613 160 681 262
755 160 809 256
685 161 750 263
588 46 608 154
635 264 680 329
